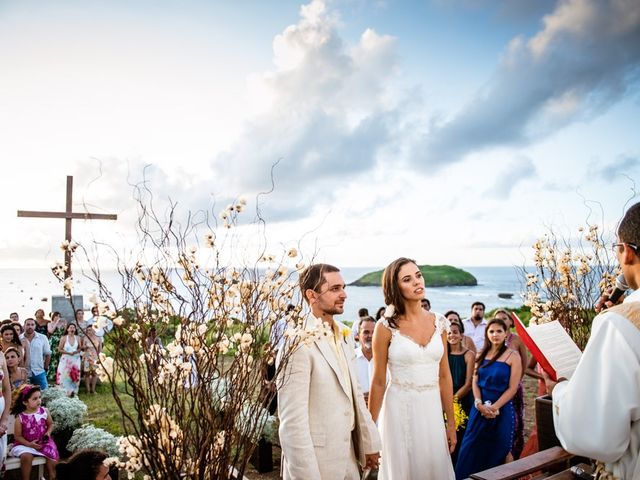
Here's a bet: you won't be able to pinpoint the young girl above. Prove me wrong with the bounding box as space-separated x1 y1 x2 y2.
4 346 28 390
10 384 59 480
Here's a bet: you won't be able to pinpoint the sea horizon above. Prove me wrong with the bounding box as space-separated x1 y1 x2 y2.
0 265 528 322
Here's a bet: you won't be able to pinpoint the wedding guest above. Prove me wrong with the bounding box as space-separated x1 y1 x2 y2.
9 312 19 324
445 310 477 354
82 326 102 394
57 323 82 397
56 449 112 480
0 349 12 457
74 309 87 337
351 307 370 343
5 346 28 391
47 312 66 382
86 306 112 339
462 302 487 351
374 307 386 321
144 327 163 384
34 309 49 337
455 318 522 479
1 323 30 368
545 201 640 480
354 316 375 403
494 309 529 459
21 318 51 390
369 257 456 479
421 298 431 311
447 321 474 466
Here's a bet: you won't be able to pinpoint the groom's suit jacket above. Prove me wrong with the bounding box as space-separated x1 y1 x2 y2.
277 315 381 480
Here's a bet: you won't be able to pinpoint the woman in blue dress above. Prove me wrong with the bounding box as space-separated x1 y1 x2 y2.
455 317 522 480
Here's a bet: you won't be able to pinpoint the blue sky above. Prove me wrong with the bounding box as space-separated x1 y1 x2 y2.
0 0 638 269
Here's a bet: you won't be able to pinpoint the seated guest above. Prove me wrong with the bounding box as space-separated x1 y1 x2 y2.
445 311 476 354
447 322 474 466
56 449 112 480
5 346 28 391
1 324 29 368
455 318 522 479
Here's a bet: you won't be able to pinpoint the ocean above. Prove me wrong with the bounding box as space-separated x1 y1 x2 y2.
0 266 526 322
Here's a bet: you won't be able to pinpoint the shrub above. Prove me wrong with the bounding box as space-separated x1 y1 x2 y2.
67 423 120 457
47 396 87 433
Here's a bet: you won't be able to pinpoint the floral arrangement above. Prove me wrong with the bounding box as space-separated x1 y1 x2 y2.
452 397 468 431
40 386 67 405
260 415 279 444
54 192 318 479
67 423 121 457
522 223 617 349
47 396 88 433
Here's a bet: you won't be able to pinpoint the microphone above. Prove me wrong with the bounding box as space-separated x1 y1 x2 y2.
608 274 629 305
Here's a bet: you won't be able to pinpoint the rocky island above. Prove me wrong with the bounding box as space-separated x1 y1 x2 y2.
349 264 478 287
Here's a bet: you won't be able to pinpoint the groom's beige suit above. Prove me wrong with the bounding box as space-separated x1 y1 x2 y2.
278 315 381 480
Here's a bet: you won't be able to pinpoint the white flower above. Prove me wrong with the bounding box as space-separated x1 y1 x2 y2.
63 277 73 291
113 316 125 327
287 247 298 258
384 304 395 318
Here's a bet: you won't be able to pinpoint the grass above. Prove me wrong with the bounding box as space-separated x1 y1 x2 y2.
79 381 136 436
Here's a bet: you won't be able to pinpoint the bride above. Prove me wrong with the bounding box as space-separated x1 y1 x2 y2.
368 257 456 479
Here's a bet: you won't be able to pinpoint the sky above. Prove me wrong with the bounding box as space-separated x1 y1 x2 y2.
1 0 639 271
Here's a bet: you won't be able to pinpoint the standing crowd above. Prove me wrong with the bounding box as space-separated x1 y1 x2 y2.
0 307 112 480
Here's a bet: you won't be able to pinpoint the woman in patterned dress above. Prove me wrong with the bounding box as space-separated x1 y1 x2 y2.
82 326 102 394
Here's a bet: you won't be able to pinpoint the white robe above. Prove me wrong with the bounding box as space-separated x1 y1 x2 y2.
553 289 640 480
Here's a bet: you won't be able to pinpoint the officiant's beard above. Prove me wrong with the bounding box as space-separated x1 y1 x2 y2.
363 340 372 350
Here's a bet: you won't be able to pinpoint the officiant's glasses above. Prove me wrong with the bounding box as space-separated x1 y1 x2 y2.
611 242 638 252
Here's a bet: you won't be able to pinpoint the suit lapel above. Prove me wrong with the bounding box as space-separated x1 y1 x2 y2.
316 338 351 398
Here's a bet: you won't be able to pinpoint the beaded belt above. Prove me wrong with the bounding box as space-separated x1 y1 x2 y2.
390 379 438 392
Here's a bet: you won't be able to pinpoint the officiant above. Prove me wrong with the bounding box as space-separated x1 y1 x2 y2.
545 202 640 480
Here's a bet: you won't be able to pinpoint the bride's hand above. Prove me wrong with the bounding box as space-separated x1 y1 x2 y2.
446 423 456 453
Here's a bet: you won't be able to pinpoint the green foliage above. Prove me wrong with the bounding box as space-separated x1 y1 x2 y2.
350 264 477 287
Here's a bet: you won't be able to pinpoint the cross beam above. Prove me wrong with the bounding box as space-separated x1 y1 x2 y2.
17 175 117 278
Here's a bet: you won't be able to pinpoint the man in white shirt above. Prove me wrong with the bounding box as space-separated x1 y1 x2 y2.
86 306 113 338
547 202 640 480
462 301 487 351
354 316 375 403
21 318 52 390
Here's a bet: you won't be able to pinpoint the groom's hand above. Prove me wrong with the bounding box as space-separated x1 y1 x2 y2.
365 452 380 469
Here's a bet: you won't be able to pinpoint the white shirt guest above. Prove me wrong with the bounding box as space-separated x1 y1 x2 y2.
462 302 487 351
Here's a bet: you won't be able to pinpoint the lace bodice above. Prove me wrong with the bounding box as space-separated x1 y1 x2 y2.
382 314 449 390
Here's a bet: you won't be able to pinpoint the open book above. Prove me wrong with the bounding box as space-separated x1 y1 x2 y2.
512 313 582 382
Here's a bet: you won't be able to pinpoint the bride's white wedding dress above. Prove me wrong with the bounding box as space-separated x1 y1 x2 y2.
378 314 455 480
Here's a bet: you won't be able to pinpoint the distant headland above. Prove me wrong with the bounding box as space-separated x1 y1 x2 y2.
349 265 478 287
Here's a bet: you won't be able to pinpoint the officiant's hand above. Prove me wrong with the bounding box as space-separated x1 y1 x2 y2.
365 452 380 469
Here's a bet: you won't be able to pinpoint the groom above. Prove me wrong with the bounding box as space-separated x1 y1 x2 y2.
278 263 381 480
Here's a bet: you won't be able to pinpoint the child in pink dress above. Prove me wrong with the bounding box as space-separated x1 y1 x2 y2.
10 384 58 480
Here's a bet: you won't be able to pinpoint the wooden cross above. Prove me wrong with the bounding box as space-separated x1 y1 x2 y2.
17 175 117 279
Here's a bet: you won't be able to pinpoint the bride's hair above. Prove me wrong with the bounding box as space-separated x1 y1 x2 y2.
382 257 417 328
476 318 509 369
